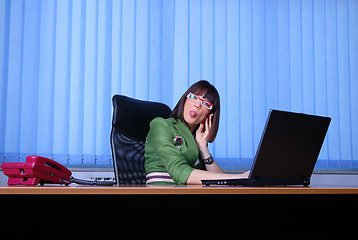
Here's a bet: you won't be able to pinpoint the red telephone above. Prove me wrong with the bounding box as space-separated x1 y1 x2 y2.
1 155 115 186
1 155 72 185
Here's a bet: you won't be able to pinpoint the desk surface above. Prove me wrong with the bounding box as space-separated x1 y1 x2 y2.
1 184 358 194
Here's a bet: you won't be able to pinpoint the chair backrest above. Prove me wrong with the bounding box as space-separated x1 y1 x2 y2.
110 95 172 184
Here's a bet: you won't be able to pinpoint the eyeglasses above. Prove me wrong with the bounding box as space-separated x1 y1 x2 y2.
186 93 213 110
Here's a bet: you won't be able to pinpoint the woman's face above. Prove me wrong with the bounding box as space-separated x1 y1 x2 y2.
183 92 212 131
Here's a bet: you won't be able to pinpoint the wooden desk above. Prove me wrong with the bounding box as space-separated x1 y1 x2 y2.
1 184 358 194
1 183 357 237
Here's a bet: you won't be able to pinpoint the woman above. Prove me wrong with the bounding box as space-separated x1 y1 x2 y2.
144 80 249 184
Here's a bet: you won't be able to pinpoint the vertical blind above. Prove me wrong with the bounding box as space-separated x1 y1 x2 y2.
0 0 357 170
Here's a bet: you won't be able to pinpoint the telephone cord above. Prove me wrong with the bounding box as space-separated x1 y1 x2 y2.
70 176 116 186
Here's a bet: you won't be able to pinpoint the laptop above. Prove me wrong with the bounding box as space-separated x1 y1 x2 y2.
202 109 331 186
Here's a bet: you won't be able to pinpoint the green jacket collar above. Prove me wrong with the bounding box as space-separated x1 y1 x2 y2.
172 118 197 151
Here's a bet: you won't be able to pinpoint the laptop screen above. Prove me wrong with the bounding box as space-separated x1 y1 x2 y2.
249 110 331 180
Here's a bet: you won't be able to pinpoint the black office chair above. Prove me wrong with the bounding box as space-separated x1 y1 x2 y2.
110 95 172 184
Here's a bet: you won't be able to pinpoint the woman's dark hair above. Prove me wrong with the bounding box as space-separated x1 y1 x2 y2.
171 80 220 143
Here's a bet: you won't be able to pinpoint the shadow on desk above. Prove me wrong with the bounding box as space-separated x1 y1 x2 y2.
1 193 356 237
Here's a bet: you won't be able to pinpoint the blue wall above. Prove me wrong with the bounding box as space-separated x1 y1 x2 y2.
0 0 357 169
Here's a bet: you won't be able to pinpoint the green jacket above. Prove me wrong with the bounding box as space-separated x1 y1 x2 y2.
144 117 205 184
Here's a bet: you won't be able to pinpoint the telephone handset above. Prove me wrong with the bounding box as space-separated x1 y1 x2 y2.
1 155 115 186
28 155 72 178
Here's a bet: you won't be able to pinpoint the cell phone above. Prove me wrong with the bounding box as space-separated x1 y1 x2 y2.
201 113 213 131
201 114 210 125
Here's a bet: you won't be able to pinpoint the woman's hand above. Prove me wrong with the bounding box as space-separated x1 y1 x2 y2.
195 114 213 158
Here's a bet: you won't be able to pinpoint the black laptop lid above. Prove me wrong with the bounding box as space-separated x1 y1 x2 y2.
250 110 331 180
